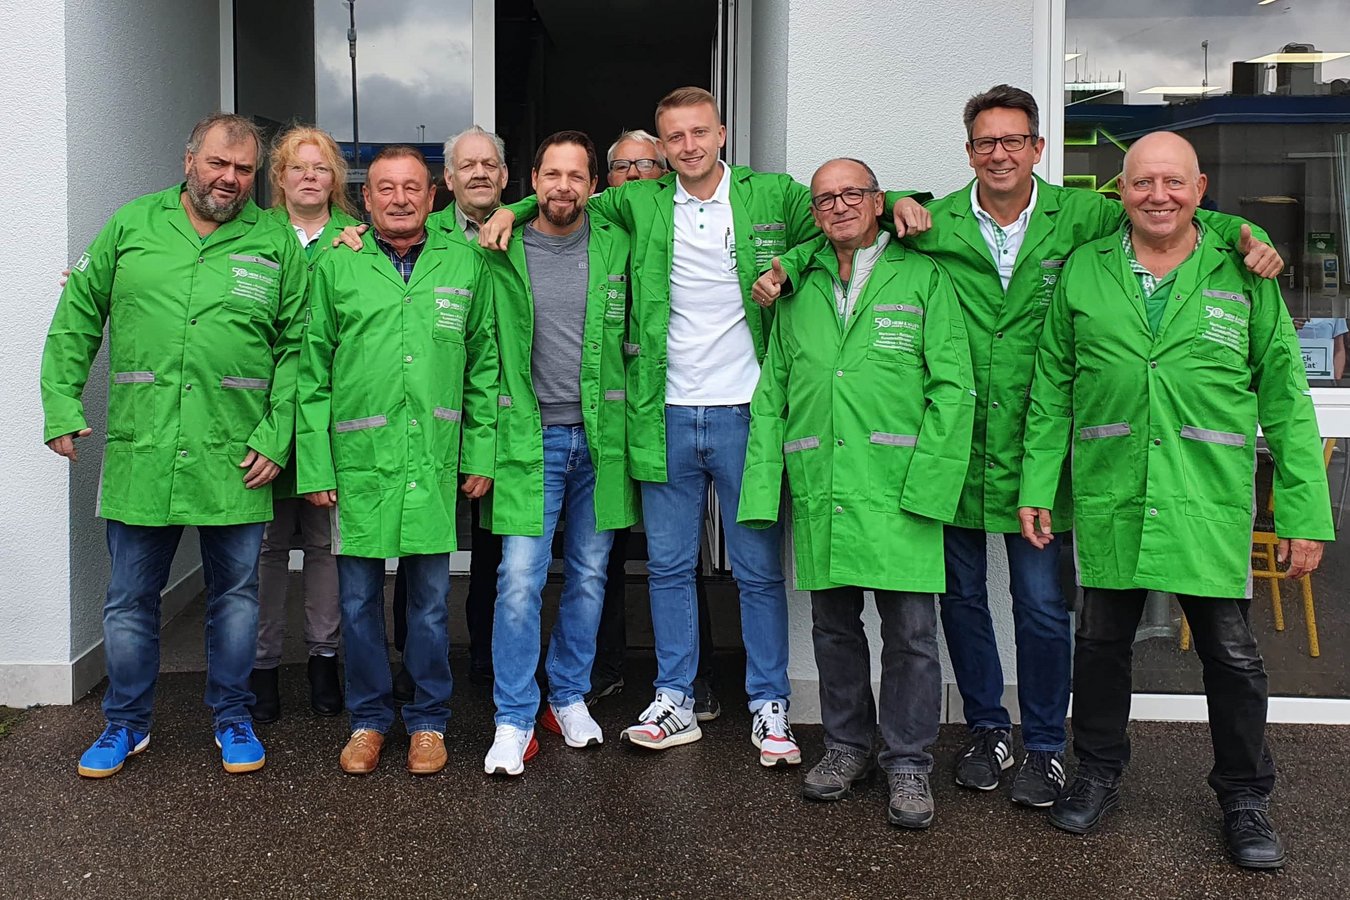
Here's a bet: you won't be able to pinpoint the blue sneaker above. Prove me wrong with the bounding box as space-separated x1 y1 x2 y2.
214 721 266 774
78 724 150 778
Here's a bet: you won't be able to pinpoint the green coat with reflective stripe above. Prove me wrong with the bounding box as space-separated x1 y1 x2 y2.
739 240 976 592
480 216 638 535
1019 223 1333 598
295 227 499 558
264 203 362 500
506 165 819 483
41 184 308 526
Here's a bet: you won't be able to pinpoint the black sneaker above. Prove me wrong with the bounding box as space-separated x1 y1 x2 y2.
249 667 280 724
887 772 935 829
1049 775 1120 834
392 663 416 704
953 728 1012 791
1011 750 1067 808
693 677 721 722
803 747 875 801
307 654 343 717
1222 808 1286 870
585 675 625 706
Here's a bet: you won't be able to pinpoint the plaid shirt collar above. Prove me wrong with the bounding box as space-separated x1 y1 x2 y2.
373 229 428 282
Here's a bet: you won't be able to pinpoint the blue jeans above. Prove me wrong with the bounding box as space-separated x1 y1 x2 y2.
940 526 1071 751
338 553 452 734
103 519 265 733
641 404 790 710
493 426 615 728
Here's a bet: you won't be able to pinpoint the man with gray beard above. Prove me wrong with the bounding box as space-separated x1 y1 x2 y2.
41 112 308 778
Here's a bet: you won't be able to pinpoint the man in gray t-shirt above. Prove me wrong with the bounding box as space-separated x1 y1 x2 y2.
480 132 639 775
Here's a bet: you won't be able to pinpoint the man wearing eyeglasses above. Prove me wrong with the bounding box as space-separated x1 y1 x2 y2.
740 157 974 828
606 129 667 187
758 84 1283 809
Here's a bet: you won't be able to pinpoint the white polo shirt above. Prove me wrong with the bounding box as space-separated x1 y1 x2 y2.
971 178 1038 292
666 162 760 405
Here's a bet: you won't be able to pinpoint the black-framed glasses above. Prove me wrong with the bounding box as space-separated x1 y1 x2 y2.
609 158 661 174
810 187 878 212
969 133 1037 154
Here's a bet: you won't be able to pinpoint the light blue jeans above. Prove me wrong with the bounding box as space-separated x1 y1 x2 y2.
492 426 615 728
640 404 791 711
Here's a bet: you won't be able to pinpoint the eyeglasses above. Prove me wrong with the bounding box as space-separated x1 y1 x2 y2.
810 187 878 212
969 134 1037 154
286 163 334 177
609 158 661 174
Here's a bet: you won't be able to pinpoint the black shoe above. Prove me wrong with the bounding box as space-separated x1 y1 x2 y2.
953 728 1012 791
585 675 625 706
1049 776 1121 835
693 677 721 723
307 655 343 717
469 659 494 687
1011 750 1067 808
1222 808 1286 870
249 667 280 724
392 664 416 704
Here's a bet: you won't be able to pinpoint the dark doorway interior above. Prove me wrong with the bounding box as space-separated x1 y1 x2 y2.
494 0 718 202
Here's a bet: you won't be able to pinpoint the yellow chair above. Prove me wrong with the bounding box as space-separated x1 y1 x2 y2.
1180 438 1334 659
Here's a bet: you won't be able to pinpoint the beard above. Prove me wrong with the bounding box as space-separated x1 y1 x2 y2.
185 168 248 223
540 196 583 229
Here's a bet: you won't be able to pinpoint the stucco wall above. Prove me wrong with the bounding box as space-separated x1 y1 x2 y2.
61 1 223 672
0 0 75 703
760 0 1044 718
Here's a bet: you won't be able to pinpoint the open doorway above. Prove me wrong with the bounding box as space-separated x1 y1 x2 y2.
493 0 719 202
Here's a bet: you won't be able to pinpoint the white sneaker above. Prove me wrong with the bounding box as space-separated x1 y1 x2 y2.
484 724 538 776
543 700 604 748
751 700 801 767
620 690 702 750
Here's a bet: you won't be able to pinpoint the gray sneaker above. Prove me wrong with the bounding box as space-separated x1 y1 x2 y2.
887 772 935 829
803 747 874 801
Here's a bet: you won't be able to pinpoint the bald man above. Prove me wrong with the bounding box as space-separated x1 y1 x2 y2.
1018 131 1332 869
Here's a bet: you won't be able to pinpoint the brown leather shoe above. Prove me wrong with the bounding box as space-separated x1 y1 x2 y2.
339 729 384 775
407 730 447 775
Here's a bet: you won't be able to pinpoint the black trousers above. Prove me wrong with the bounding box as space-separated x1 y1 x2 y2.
393 499 499 672
592 528 716 685
1071 587 1275 808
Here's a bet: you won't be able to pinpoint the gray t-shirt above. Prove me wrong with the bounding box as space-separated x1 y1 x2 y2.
523 216 590 426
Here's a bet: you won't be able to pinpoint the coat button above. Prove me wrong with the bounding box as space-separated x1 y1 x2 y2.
184 384 192 391
404 296 412 304
836 439 844 446
190 319 198 325
1149 507 1158 516
991 401 1000 409
1149 361 1158 369
1153 439 1161 446
404 355 414 363
410 419 418 426
834 505 843 514
409 481 417 489
179 450 188 457
198 258 205 264
987 461 995 469
995 331 1004 339
836 370 844 377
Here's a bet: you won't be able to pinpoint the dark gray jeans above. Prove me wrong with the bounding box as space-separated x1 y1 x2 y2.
810 587 941 774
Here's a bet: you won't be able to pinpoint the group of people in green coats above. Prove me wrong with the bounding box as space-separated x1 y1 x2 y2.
40 81 1330 872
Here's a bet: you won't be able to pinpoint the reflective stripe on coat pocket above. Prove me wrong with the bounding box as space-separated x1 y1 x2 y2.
1180 425 1246 447
435 286 473 298
335 415 388 433
870 432 918 447
783 436 821 454
1202 289 1249 308
220 376 269 390
229 253 280 270
112 371 155 384
433 407 462 422
604 390 626 401
874 304 923 316
1078 422 1131 440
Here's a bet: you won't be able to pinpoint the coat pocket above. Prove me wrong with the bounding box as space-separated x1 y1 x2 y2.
224 253 281 319
333 414 388 494
108 370 156 443
866 303 924 366
1191 289 1250 365
431 287 472 343
783 435 826 517
1072 422 1133 513
867 431 918 513
1178 424 1253 524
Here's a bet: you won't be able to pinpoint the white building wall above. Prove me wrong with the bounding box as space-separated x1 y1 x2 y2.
752 0 1048 722
0 0 220 705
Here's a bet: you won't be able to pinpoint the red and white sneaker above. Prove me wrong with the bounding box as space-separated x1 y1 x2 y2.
540 700 603 748
752 700 801 767
619 690 702 750
484 724 540 776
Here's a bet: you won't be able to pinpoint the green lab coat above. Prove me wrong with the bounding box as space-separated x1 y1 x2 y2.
739 239 976 592
480 216 639 535
504 166 819 482
41 184 307 526
295 227 499 558
264 203 362 500
1019 223 1333 598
